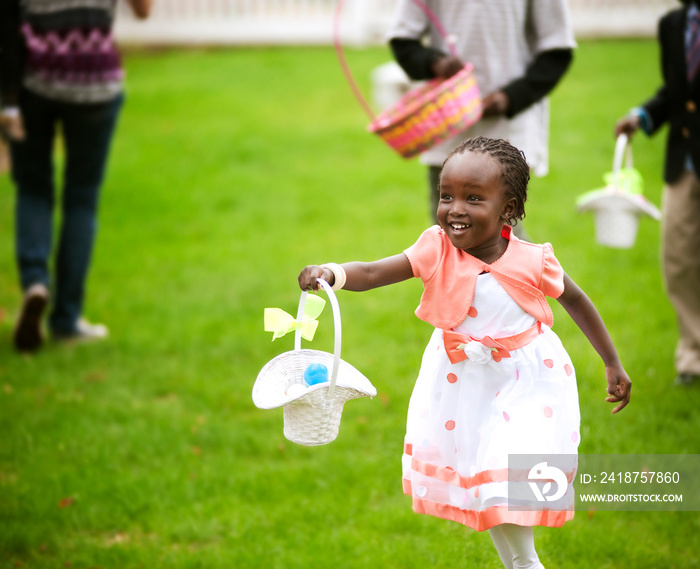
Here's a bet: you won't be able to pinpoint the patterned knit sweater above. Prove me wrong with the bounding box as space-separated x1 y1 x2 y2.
1 0 124 105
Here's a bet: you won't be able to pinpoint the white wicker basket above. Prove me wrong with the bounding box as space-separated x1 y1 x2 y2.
252 279 376 446
577 134 661 249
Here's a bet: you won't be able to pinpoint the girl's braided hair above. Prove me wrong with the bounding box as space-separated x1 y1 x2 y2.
443 137 529 226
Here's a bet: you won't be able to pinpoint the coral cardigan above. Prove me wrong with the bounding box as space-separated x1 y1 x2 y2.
403 226 565 330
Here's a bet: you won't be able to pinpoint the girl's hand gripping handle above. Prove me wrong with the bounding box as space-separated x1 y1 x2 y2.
299 265 334 291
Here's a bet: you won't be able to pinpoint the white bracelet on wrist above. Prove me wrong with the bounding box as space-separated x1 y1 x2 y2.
1 107 20 119
320 263 346 291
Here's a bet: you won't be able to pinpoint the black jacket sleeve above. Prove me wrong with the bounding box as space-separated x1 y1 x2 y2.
389 37 446 81
501 49 573 118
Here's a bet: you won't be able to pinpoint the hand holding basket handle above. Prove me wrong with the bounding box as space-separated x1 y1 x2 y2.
481 91 510 117
614 113 641 139
431 54 465 80
334 0 482 159
415 32 508 117
298 265 336 291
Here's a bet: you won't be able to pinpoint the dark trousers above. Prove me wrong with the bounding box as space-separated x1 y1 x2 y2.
10 88 123 333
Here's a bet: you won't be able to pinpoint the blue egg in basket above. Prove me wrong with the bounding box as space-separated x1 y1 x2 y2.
303 363 329 386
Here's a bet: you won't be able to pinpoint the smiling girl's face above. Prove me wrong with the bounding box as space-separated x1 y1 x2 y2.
437 150 517 264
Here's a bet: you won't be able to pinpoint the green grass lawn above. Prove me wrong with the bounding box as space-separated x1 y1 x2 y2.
1 39 699 568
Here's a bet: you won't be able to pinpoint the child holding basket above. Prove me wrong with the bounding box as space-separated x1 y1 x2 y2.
298 137 631 569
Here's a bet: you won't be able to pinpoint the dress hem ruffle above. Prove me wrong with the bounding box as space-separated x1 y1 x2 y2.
403 478 575 531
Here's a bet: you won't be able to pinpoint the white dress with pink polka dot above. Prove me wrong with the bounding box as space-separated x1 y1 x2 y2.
401 273 580 531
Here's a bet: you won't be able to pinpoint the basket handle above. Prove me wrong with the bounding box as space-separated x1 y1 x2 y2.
294 278 341 398
333 0 459 121
612 133 633 190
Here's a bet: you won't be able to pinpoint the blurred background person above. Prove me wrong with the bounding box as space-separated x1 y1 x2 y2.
0 0 153 352
388 0 576 232
615 0 700 386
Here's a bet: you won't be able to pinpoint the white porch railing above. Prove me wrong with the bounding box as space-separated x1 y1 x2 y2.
115 0 391 45
114 0 678 46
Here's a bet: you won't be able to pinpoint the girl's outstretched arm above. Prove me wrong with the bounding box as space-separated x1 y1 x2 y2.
298 254 414 292
557 273 631 413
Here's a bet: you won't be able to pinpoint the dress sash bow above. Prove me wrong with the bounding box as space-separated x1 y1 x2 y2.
443 322 543 365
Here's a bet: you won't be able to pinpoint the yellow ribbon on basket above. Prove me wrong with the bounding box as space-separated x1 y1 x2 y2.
264 294 326 342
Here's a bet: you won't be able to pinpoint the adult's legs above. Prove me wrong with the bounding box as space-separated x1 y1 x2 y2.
49 95 123 334
9 91 57 350
11 90 58 291
661 170 700 380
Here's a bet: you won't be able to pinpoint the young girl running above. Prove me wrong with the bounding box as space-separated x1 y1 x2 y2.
298 137 631 569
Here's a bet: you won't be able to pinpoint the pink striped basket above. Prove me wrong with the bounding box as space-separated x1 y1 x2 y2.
334 0 482 159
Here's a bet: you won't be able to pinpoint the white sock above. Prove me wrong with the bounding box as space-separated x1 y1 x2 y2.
489 524 544 569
